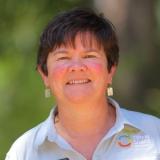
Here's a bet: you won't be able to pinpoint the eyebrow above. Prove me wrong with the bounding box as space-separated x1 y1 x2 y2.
84 49 99 53
52 48 100 55
52 49 68 55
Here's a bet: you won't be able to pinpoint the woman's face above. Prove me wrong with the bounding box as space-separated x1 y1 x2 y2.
39 34 116 104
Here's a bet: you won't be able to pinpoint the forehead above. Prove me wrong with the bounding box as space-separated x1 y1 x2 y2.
52 32 103 51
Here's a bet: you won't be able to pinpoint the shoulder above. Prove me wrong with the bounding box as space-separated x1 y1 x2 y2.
121 108 160 133
5 122 45 160
121 107 160 122
121 107 160 151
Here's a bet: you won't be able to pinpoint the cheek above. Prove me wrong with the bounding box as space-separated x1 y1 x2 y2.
87 61 109 85
87 61 107 74
47 63 67 81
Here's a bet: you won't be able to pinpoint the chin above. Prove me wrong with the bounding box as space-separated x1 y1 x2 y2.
64 86 94 100
65 92 92 104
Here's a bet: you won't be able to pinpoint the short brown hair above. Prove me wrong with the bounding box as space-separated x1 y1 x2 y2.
37 8 119 75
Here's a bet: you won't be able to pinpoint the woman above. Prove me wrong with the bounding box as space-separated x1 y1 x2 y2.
6 8 160 160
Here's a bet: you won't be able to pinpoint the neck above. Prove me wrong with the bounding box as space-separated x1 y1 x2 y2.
55 98 116 137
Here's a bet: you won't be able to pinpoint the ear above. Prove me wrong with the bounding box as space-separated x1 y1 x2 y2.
108 65 117 84
37 65 49 87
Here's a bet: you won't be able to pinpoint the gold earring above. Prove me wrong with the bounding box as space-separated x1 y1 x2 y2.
45 88 51 98
107 85 113 96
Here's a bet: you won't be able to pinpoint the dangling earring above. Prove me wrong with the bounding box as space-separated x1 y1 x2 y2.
45 88 51 98
107 85 113 96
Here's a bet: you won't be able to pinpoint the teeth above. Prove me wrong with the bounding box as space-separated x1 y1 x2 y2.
68 79 90 85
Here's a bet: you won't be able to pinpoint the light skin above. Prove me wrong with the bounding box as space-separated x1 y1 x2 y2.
38 34 117 160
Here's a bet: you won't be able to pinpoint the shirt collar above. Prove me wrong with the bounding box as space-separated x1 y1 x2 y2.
108 98 142 133
34 107 72 150
34 98 142 148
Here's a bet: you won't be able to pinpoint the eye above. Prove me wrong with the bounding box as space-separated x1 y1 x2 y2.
56 56 70 61
84 54 97 58
52 50 70 61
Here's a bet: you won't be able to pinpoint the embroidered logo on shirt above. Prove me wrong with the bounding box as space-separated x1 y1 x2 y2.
116 125 152 148
116 125 138 148
132 134 151 147
117 134 133 147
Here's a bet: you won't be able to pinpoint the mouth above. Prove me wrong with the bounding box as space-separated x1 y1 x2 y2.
66 79 91 85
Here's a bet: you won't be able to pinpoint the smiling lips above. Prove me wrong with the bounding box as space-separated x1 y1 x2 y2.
66 79 91 85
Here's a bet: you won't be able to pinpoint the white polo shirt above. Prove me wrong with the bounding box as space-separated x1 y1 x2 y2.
5 99 160 160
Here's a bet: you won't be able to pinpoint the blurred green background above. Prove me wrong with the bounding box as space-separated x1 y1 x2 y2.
1 0 160 159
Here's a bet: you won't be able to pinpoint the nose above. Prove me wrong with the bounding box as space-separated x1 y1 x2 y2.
68 59 87 72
